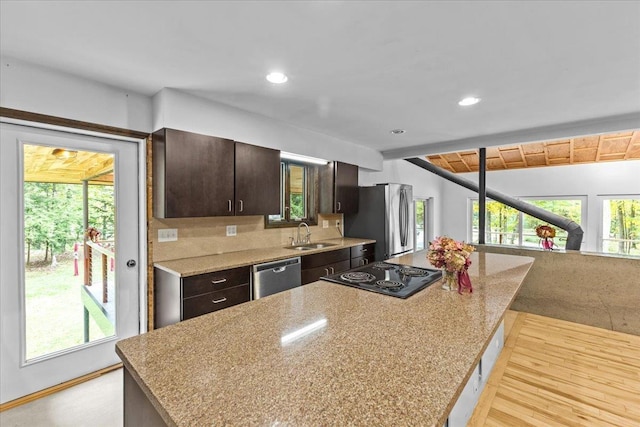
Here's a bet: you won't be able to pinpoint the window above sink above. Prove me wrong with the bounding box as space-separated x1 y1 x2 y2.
265 159 319 228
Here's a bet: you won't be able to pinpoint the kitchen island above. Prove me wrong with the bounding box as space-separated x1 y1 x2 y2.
116 251 534 426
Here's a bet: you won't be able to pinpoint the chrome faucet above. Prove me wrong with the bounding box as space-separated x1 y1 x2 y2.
297 222 311 244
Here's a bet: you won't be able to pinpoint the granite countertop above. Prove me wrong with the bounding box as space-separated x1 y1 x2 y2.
154 237 376 277
117 251 534 426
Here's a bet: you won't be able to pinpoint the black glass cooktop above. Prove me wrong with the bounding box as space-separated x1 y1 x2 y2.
321 262 442 299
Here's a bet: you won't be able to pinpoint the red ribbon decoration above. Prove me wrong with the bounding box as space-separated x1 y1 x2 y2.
457 269 473 294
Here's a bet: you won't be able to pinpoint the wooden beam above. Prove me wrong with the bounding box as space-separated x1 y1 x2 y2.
1 107 149 139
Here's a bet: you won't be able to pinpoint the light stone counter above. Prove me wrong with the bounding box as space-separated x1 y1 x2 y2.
154 237 376 277
117 251 534 426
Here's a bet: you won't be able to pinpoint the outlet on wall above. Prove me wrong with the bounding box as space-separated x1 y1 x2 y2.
226 225 237 237
322 220 329 228
158 228 178 242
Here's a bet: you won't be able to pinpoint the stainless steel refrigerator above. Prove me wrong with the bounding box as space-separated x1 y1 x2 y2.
345 183 414 261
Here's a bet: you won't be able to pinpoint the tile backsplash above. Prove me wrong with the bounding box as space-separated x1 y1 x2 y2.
151 213 344 262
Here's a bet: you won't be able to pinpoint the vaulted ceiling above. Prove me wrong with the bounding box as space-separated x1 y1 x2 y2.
427 130 640 173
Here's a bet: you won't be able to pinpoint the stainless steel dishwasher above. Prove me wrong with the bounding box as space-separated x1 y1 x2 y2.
252 257 302 299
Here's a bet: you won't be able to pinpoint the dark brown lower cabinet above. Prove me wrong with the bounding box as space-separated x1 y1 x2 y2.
154 266 250 328
302 260 351 284
350 243 376 268
301 244 376 284
182 284 250 321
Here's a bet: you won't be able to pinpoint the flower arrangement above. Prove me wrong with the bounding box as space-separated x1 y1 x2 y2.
535 224 556 250
85 226 101 243
427 236 475 293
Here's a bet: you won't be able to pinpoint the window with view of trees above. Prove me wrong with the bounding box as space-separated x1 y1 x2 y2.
24 182 114 264
470 197 585 250
601 198 640 256
266 161 317 226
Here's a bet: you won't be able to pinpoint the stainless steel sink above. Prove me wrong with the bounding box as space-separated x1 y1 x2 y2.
284 242 338 251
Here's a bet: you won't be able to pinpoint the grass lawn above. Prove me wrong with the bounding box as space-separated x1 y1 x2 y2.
25 251 113 360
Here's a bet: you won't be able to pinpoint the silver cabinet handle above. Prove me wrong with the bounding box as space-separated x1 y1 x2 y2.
324 268 330 275
239 200 244 212
362 248 368 252
364 259 369 265
337 201 341 211
360 259 365 266
212 297 227 304
211 278 227 284
330 267 335 274
228 200 232 212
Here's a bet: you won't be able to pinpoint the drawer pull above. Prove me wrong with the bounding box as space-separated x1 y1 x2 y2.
211 278 227 284
324 268 330 275
212 297 227 304
362 248 368 252
330 267 335 274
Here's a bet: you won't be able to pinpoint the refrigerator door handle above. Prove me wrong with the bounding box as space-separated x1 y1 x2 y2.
399 188 407 247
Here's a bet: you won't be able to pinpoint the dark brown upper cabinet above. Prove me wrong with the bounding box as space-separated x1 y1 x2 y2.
153 128 235 218
234 141 280 216
153 128 280 218
319 161 359 214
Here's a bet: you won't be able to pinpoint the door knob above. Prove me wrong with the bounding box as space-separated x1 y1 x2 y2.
126 259 137 268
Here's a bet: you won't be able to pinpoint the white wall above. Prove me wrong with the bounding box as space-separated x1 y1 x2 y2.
439 160 640 251
0 56 153 132
153 88 383 170
0 57 383 170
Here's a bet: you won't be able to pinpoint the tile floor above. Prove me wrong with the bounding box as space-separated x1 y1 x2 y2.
0 369 122 427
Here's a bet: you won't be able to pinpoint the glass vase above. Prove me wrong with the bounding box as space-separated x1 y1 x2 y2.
441 270 458 291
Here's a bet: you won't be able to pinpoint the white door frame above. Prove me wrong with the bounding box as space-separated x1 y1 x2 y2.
0 120 147 404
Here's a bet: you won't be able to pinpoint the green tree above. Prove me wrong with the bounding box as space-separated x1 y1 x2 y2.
88 185 115 239
608 199 640 254
24 183 85 263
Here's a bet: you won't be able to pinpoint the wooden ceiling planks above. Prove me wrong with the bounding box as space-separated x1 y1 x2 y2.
23 144 114 185
426 130 640 173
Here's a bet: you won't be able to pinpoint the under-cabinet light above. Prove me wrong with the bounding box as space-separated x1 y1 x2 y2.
280 152 328 165
280 318 328 345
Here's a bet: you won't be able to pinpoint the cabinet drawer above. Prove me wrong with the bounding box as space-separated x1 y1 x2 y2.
301 248 350 270
182 266 250 298
350 253 375 269
350 243 375 259
182 284 250 321
302 260 351 285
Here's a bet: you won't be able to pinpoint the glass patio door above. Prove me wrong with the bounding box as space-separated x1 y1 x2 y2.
0 123 141 404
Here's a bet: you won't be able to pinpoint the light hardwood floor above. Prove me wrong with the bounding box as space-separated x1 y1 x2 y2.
470 311 640 426
1 311 638 426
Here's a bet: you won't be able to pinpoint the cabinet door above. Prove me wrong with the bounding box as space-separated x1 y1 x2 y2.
301 248 350 270
182 284 250 321
335 161 358 214
350 254 375 269
182 266 250 298
302 260 351 285
234 142 280 216
154 128 235 218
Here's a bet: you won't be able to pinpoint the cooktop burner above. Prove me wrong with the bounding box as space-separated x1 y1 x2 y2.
321 261 442 299
398 267 430 277
372 262 396 270
375 280 404 290
340 272 376 283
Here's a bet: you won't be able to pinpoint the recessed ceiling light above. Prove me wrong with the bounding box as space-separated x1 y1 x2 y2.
458 97 481 106
266 72 288 84
390 129 406 135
